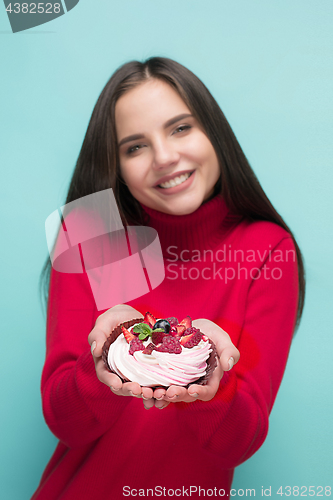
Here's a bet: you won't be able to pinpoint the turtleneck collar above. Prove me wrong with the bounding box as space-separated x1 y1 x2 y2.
140 195 237 254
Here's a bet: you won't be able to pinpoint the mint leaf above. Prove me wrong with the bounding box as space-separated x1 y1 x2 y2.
138 333 149 340
152 328 164 332
132 323 152 335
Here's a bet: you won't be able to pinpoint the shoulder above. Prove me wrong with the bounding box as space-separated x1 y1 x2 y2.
234 218 294 251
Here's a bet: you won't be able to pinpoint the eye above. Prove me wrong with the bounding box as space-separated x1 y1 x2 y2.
172 124 192 135
126 144 145 155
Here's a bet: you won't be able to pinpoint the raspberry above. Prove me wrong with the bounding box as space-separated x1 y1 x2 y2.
152 330 167 345
129 338 145 356
180 328 203 348
142 342 156 355
166 317 179 326
155 336 182 354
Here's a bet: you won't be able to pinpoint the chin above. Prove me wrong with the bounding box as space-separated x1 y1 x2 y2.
161 200 203 216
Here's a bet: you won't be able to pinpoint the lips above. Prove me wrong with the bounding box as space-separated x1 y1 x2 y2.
154 170 196 195
154 170 195 188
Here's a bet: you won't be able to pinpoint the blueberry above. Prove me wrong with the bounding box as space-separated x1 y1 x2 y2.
153 319 171 333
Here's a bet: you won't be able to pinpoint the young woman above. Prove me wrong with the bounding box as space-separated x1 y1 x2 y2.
33 57 305 499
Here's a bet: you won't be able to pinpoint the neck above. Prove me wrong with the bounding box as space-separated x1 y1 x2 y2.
140 195 239 254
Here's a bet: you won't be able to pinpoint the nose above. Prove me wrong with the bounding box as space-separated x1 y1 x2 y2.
151 137 180 170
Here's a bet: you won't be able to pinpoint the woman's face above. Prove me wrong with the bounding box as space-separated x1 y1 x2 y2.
116 79 220 215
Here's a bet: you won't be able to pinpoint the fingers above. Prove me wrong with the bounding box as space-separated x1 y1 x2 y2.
95 359 123 390
142 387 168 410
183 359 223 402
96 305 144 336
154 399 170 410
143 387 169 410
158 385 200 404
142 398 156 410
155 385 190 402
152 386 190 408
88 325 108 358
187 383 202 399
151 388 168 409
88 305 144 357
219 345 240 372
142 386 154 400
147 380 217 407
114 382 142 397
152 370 222 405
165 386 187 400
153 387 166 400
186 365 221 402
192 319 240 372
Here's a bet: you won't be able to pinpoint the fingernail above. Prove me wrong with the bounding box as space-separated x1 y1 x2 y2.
110 386 120 392
142 396 149 400
168 394 178 399
91 341 96 355
189 392 198 397
155 396 164 400
129 391 141 398
228 357 234 371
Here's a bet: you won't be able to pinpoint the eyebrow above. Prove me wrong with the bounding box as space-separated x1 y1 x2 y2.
118 113 193 147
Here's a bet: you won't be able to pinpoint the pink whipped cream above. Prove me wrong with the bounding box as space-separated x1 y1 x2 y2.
107 324 212 387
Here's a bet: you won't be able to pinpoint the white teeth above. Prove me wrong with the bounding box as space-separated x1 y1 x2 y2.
159 172 191 189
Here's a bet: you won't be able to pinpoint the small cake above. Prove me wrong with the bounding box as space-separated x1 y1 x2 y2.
102 312 217 387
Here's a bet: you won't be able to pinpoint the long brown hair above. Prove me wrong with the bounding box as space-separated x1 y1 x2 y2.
41 57 305 328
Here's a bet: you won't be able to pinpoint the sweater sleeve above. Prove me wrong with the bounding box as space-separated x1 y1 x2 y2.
41 267 132 448
176 236 299 469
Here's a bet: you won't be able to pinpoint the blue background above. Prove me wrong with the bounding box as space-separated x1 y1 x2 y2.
1 1 332 498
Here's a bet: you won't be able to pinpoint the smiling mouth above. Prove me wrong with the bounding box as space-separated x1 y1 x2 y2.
157 171 194 189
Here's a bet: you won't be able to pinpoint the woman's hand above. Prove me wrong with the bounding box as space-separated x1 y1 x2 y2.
152 319 240 409
88 305 155 402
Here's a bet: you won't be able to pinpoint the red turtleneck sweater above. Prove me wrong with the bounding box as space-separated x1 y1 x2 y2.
32 196 299 499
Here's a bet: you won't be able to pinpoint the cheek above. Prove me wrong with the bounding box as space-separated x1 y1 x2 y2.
120 162 139 187
201 140 219 173
120 153 150 187
120 163 149 200
188 133 217 166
